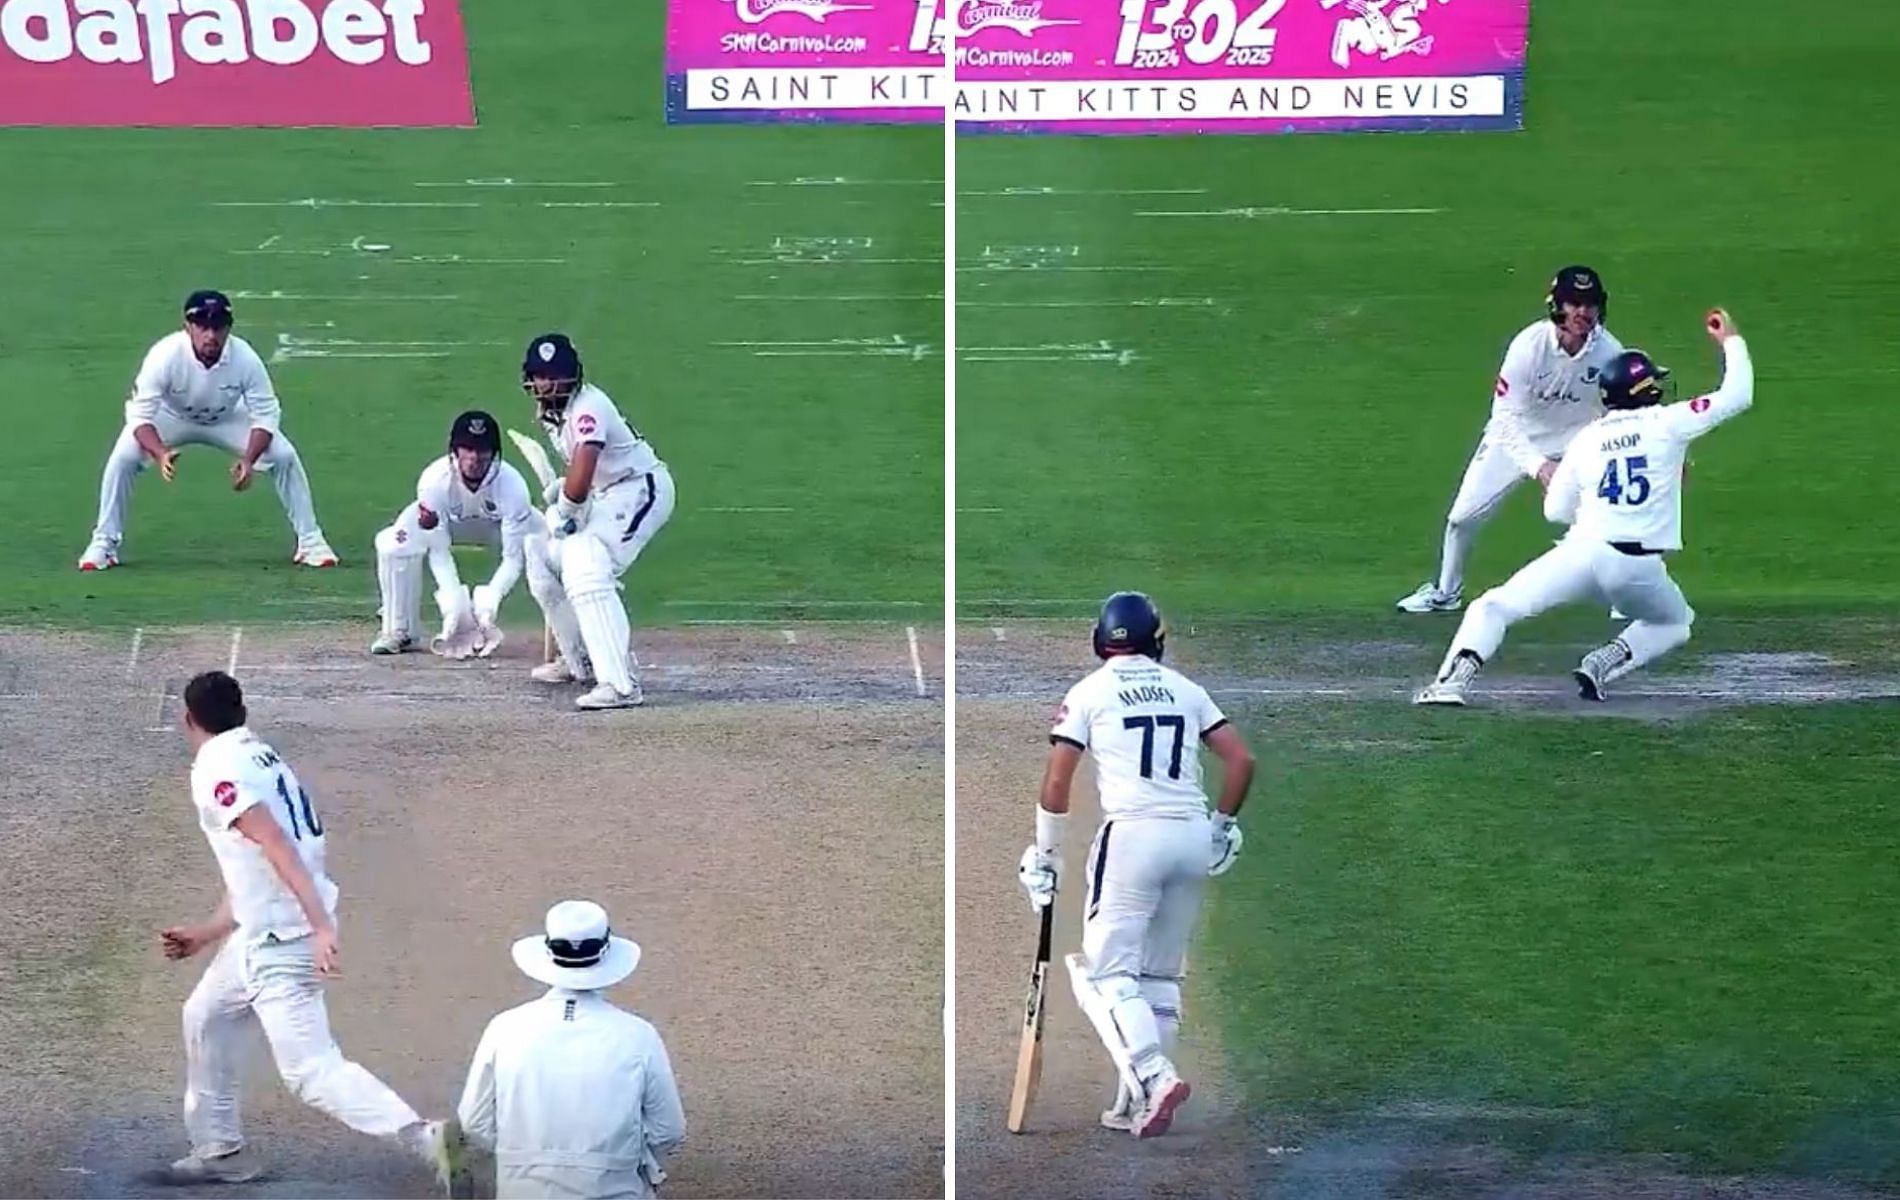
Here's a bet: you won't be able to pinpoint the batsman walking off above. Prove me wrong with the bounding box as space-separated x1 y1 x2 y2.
1019 592 1255 1137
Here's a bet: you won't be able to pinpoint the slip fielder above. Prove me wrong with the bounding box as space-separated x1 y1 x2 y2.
371 410 537 658
1397 267 1626 613
79 289 336 571
1019 592 1255 1137
1415 309 1756 705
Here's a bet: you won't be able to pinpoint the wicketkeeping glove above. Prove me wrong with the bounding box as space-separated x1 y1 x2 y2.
1017 844 1059 912
1208 814 1243 877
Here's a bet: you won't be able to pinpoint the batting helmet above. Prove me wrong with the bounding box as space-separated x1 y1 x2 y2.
1599 350 1671 409
1093 591 1166 661
1547 265 1608 324
522 333 584 419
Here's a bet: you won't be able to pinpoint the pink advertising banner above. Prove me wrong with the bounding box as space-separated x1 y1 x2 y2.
952 0 1530 136
666 0 946 126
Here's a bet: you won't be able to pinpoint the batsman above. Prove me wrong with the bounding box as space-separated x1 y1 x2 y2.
518 334 676 710
1019 592 1255 1137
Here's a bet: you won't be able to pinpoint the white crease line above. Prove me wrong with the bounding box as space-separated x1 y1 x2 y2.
957 507 1003 513
1135 206 1445 218
415 180 617 188
907 626 927 698
732 294 943 303
148 686 172 734
234 291 460 302
539 202 662 209
127 627 144 678
213 198 481 208
744 178 941 187
255 233 281 250
227 627 243 676
782 630 798 645
726 257 940 266
959 187 1209 196
958 298 1213 309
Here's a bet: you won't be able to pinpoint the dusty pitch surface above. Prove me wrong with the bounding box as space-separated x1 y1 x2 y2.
953 625 1898 1200
0 623 943 1199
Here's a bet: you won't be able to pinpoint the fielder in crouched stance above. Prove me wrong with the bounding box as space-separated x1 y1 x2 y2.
519 334 676 710
1415 308 1755 706
80 289 336 572
457 901 686 1199
1020 593 1255 1137
158 671 465 1191
372 410 537 658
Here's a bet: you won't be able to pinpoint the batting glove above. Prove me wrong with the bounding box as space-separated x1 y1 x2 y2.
1208 814 1243 877
1018 844 1059 912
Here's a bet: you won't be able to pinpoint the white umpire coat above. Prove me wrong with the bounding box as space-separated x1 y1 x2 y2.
457 988 686 1199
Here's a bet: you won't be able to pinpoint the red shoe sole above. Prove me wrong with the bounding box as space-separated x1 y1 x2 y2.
1135 1079 1191 1138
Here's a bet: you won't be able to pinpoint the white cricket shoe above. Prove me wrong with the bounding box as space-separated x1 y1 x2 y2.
576 681 644 710
293 539 339 568
1396 581 1463 613
531 656 590 685
1100 1085 1139 1132
162 1146 263 1184
370 632 416 656
77 539 119 572
1132 1064 1191 1139
1414 650 1481 706
1573 639 1635 702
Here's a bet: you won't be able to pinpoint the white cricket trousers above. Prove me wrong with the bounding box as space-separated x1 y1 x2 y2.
1435 436 1530 595
1444 535 1695 676
183 933 424 1158
92 412 324 547
1083 814 1210 1037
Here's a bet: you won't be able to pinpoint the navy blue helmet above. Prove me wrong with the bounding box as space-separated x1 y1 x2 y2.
1547 265 1608 324
449 409 501 456
184 289 234 330
1093 591 1166 661
1599 350 1671 410
521 333 584 422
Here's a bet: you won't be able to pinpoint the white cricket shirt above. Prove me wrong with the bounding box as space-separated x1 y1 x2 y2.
189 727 338 944
1546 336 1755 552
127 331 281 431
458 989 686 1200
416 456 538 535
549 384 662 493
1486 320 1627 474
1051 656 1228 821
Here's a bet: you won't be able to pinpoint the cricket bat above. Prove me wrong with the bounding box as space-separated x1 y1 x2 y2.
1005 901 1055 1133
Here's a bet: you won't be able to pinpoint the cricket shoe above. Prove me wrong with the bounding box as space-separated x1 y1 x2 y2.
161 1145 263 1184
293 539 339 568
77 539 119 571
1414 650 1482 706
576 681 645 711
1573 639 1634 702
370 632 416 655
425 1119 473 1199
1132 1064 1191 1139
1100 1085 1139 1132
531 656 592 685
1395 582 1462 613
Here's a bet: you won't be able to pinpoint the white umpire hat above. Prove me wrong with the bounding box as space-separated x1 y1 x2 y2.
510 900 641 991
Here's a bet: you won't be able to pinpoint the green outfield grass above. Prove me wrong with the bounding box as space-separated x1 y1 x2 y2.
955 0 1900 1184
1201 696 1900 1180
0 5 942 630
955 0 1900 619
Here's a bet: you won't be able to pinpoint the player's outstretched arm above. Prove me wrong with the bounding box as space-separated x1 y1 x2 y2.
1674 309 1754 439
231 806 339 973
